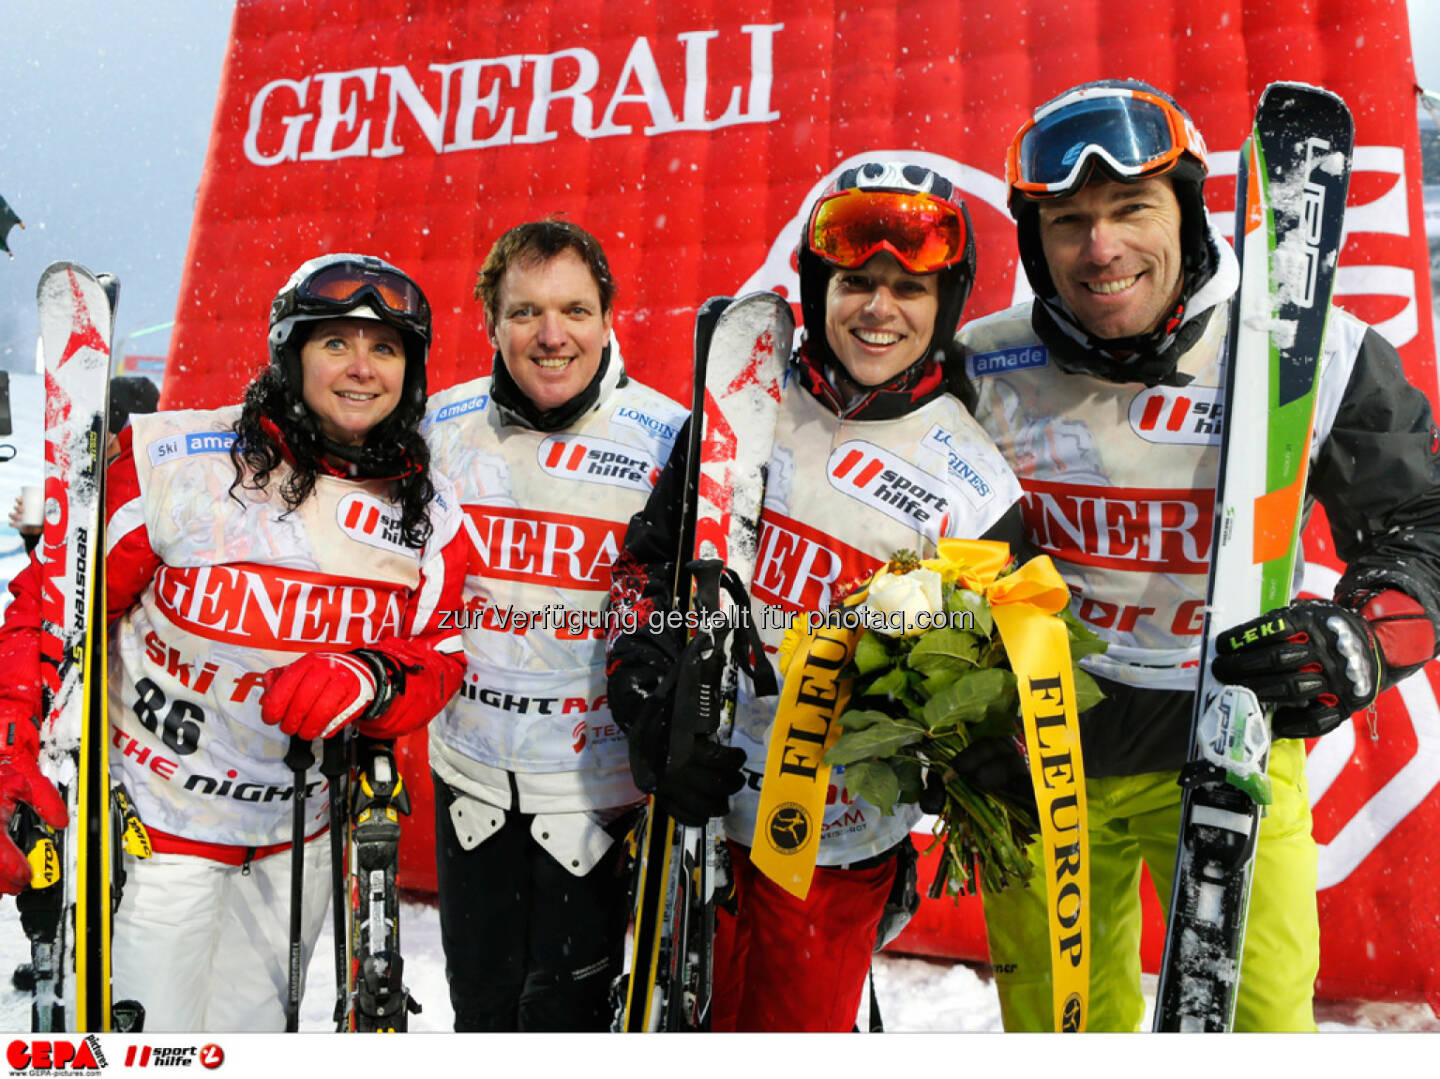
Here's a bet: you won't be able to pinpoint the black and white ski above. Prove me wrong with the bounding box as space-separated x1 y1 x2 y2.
1153 83 1354 1032
19 263 116 1031
619 292 792 1032
344 736 418 1031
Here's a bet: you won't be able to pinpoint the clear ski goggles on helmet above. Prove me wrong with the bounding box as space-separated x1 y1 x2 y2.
806 188 969 274
295 261 428 321
1006 86 1207 198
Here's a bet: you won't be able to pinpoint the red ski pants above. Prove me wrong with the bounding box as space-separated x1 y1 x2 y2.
710 840 896 1032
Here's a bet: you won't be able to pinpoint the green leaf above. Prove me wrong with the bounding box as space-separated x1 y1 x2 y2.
844 760 900 816
1061 609 1109 658
947 587 994 636
980 668 1020 721
892 757 924 805
859 666 909 699
921 667 962 699
921 666 1014 732
972 712 1019 742
822 717 923 765
1071 666 1106 713
851 631 894 675
906 628 982 675
837 708 889 731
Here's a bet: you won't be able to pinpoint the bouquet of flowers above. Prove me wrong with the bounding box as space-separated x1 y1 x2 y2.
810 541 1106 897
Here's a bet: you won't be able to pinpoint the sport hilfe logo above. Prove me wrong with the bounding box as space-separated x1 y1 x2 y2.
1128 385 1223 445
119 1044 225 1070
827 440 950 532
336 491 411 555
537 434 660 493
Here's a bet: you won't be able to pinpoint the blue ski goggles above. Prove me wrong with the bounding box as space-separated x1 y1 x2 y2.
1007 86 1208 198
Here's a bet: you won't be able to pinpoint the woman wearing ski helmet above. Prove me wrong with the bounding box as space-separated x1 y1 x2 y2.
794 160 978 407
0 253 468 1030
605 159 1032 1031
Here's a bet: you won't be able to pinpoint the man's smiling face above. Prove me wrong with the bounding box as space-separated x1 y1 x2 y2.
490 248 613 412
1037 175 1185 342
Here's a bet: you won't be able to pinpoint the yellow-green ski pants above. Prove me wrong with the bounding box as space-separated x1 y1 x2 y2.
981 738 1320 1031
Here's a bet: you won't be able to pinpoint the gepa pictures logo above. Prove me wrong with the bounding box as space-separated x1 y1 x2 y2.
6 1037 105 1074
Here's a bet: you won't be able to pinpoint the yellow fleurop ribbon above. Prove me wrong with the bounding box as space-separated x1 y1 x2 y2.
749 603 862 900
751 538 1089 1030
961 540 1090 1034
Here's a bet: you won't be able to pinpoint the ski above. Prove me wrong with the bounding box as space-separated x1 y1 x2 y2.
344 736 418 1031
22 263 117 1031
1153 83 1354 1031
619 292 792 1032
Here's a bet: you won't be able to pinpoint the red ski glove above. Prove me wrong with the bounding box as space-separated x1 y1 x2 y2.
0 703 68 895
260 651 392 741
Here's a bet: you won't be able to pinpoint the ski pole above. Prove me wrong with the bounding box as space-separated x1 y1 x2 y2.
319 733 350 1031
283 734 315 1032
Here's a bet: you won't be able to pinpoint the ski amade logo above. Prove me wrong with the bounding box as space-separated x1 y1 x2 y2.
1128 385 1224 445
826 440 950 533
536 434 660 492
6 1038 105 1076
965 344 1049 379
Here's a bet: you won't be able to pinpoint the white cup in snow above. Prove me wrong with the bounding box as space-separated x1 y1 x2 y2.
20 485 42 528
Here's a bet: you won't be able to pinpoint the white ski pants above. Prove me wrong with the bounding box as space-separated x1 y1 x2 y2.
110 839 331 1031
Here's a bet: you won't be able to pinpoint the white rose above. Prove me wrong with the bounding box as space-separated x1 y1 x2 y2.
860 567 943 638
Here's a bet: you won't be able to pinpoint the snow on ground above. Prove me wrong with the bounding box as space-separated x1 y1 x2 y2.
0 891 1435 1033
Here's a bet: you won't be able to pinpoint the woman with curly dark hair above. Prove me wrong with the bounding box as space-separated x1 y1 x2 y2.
0 253 468 1029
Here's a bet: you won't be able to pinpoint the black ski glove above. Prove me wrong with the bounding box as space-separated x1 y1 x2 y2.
607 622 746 827
606 626 684 792
655 739 747 828
921 737 1037 839
1211 598 1384 739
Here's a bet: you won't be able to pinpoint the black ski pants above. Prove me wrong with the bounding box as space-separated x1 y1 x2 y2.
433 776 634 1032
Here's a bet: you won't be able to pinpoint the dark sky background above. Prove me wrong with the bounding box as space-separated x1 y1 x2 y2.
2 3 1435 378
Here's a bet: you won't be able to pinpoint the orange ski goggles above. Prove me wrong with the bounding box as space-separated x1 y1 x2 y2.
807 188 969 274
298 261 428 321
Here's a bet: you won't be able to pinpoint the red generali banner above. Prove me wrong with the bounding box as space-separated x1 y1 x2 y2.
166 0 1439 1011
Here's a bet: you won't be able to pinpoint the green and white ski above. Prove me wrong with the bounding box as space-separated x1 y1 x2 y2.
1153 83 1354 1032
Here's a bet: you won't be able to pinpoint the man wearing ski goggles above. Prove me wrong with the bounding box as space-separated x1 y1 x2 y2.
1006 84 1208 198
958 78 1440 1034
